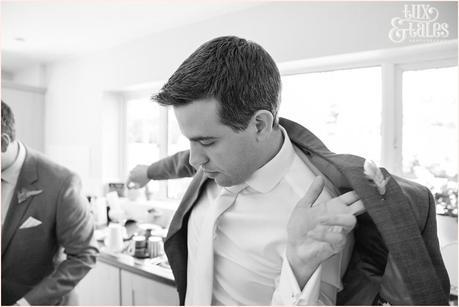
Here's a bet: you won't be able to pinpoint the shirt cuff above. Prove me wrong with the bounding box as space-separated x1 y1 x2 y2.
273 253 322 305
16 298 30 306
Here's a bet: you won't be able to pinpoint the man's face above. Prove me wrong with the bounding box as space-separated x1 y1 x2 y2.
174 98 259 187
1 133 9 153
1 133 12 170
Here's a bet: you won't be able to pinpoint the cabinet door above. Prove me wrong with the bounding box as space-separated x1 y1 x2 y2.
74 262 121 305
121 270 179 306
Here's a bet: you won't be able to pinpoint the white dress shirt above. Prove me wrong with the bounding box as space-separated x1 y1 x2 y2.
2 141 26 226
186 127 347 305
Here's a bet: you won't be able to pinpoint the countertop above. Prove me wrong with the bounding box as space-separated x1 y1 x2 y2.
98 246 176 286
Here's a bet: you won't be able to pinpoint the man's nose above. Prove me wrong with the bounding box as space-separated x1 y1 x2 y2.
189 142 208 169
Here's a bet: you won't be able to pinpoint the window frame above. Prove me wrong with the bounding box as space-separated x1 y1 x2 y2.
278 39 457 175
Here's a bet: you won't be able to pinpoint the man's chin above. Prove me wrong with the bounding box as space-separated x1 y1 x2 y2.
203 171 242 187
212 175 232 187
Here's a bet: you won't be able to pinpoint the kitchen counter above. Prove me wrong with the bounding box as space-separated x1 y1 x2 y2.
94 223 175 286
88 197 180 297
98 248 175 286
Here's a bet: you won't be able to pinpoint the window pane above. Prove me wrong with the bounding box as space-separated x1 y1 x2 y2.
402 66 458 217
126 98 161 196
279 67 382 163
168 108 192 199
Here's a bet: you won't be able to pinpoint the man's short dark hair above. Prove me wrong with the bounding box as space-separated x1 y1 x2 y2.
1 101 16 140
153 36 281 131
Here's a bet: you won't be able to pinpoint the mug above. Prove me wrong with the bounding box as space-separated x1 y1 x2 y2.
105 223 124 252
148 236 164 258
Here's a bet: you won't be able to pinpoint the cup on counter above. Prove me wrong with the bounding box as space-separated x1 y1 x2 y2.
105 223 124 252
92 196 108 227
130 235 148 258
148 236 164 258
126 187 144 201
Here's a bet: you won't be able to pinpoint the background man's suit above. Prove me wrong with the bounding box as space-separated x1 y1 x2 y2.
147 118 450 305
2 146 99 305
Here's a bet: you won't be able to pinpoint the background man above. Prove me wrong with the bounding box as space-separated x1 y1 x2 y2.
127 36 449 305
1 101 99 305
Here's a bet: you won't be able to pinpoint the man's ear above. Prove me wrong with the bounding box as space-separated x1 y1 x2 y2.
252 110 274 141
1 133 11 153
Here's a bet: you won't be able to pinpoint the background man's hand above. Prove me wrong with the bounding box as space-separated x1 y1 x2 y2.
286 176 364 288
126 165 150 189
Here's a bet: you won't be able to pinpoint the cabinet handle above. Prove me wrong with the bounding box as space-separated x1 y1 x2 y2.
132 289 136 305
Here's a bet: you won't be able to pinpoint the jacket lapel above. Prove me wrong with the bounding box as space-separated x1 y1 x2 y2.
164 170 209 304
306 152 389 304
166 170 208 241
2 148 39 256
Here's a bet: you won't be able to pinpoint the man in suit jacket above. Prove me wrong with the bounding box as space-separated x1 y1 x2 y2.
128 36 449 305
1 101 99 305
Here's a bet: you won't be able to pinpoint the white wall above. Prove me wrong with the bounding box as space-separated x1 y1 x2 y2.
1 85 45 152
38 1 457 195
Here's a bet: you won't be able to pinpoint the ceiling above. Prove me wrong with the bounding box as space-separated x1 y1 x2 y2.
1 1 260 73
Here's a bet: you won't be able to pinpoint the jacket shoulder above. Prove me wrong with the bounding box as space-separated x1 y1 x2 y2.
392 175 432 230
26 147 78 183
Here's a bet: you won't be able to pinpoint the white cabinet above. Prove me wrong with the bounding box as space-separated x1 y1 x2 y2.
121 270 179 306
75 262 121 305
75 260 178 305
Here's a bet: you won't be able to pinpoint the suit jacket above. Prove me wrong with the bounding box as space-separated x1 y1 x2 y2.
148 118 449 305
1 146 99 305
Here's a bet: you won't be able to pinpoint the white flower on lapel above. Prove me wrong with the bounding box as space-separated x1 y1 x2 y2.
17 188 43 204
364 160 390 196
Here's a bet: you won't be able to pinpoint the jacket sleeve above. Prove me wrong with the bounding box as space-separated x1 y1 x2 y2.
147 150 196 180
23 174 99 305
422 187 451 297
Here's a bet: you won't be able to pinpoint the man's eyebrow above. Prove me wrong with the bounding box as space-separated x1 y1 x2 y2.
189 136 217 142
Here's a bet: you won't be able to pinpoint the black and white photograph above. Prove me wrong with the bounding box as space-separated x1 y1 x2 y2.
1 1 457 305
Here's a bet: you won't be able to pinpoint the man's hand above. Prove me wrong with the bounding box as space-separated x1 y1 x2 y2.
126 165 150 189
286 176 364 288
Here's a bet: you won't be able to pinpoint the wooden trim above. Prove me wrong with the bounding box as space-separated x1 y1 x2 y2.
1 80 46 94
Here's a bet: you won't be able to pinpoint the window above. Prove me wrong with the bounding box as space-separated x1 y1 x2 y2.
125 98 191 200
280 67 382 163
402 66 458 216
126 98 161 196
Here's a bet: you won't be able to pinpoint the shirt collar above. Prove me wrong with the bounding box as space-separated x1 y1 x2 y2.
244 126 295 194
2 141 26 185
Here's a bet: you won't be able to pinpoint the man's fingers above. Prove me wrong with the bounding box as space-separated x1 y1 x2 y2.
126 180 139 190
297 176 325 208
347 200 365 215
319 214 357 233
336 191 359 206
327 192 366 216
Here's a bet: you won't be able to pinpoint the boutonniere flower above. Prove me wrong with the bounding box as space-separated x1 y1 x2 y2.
17 188 43 204
364 160 390 196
